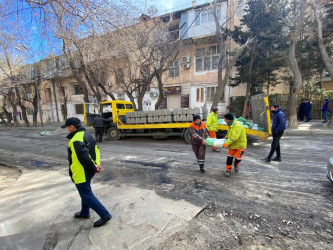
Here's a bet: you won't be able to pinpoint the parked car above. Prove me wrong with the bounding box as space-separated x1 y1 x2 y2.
327 157 333 183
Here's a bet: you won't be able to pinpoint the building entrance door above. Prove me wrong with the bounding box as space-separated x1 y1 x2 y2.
167 94 181 109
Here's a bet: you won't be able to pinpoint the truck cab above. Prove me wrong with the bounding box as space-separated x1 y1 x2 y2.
84 100 134 126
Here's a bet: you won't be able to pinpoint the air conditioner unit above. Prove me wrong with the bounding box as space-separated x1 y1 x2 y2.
183 62 191 69
182 55 191 69
150 90 158 98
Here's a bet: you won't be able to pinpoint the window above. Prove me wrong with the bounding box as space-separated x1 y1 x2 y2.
71 83 84 95
169 24 179 40
195 45 220 72
60 87 66 98
24 88 32 100
126 104 133 109
118 93 125 101
195 7 221 26
101 104 112 113
27 107 34 115
55 58 60 69
196 87 204 103
116 103 125 109
45 88 52 102
169 60 179 77
206 86 224 102
75 104 84 114
201 9 213 24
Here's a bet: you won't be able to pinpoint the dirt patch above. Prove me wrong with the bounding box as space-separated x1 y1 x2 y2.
0 164 22 192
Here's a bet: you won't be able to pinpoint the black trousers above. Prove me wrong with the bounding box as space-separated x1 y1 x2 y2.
268 131 284 159
95 127 104 142
298 110 304 121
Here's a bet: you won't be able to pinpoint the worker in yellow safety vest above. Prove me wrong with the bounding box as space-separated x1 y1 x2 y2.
61 117 112 227
206 107 220 152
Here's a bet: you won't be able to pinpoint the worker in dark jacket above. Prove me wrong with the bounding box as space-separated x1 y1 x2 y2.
321 98 331 123
298 99 306 121
189 115 208 173
261 105 286 162
61 117 112 227
304 99 312 122
93 114 109 142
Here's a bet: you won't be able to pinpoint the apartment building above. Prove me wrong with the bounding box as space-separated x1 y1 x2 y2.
4 0 330 125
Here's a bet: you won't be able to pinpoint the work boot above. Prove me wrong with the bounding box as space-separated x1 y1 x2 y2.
261 157 271 163
234 165 239 172
93 214 112 227
212 149 220 152
271 156 281 162
74 212 90 219
199 164 205 173
224 171 231 177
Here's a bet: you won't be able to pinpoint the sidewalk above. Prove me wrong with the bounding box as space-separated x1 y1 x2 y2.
0 168 202 249
0 122 94 134
284 120 333 136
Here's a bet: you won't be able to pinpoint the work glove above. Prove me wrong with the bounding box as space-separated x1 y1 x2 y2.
223 143 228 148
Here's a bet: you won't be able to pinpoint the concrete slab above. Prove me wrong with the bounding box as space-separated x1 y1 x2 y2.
0 169 202 249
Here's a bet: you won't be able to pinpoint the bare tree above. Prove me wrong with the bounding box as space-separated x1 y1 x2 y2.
310 0 333 80
310 0 333 128
106 17 180 110
0 37 30 126
211 0 252 109
25 0 138 105
287 0 306 128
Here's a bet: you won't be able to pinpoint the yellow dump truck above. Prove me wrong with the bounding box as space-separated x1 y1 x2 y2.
84 94 271 143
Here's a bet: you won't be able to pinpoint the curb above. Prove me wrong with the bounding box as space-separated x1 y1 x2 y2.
284 130 333 136
0 162 23 174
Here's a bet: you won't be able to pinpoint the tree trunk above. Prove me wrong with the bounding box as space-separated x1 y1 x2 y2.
266 72 271 96
155 73 164 110
52 79 60 122
7 88 18 126
61 38 89 103
212 0 225 109
137 89 144 111
61 98 68 120
242 43 256 118
287 0 306 128
2 95 12 124
212 39 253 108
59 84 68 120
242 83 251 118
311 0 333 80
125 90 137 110
14 86 29 127
32 88 38 127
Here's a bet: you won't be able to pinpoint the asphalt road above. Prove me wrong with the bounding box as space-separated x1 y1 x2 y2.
0 128 333 249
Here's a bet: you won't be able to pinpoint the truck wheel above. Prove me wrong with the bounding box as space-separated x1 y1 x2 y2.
184 128 192 144
107 127 120 141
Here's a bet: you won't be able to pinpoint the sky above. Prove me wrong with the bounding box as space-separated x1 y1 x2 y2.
0 0 212 65
145 0 209 15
